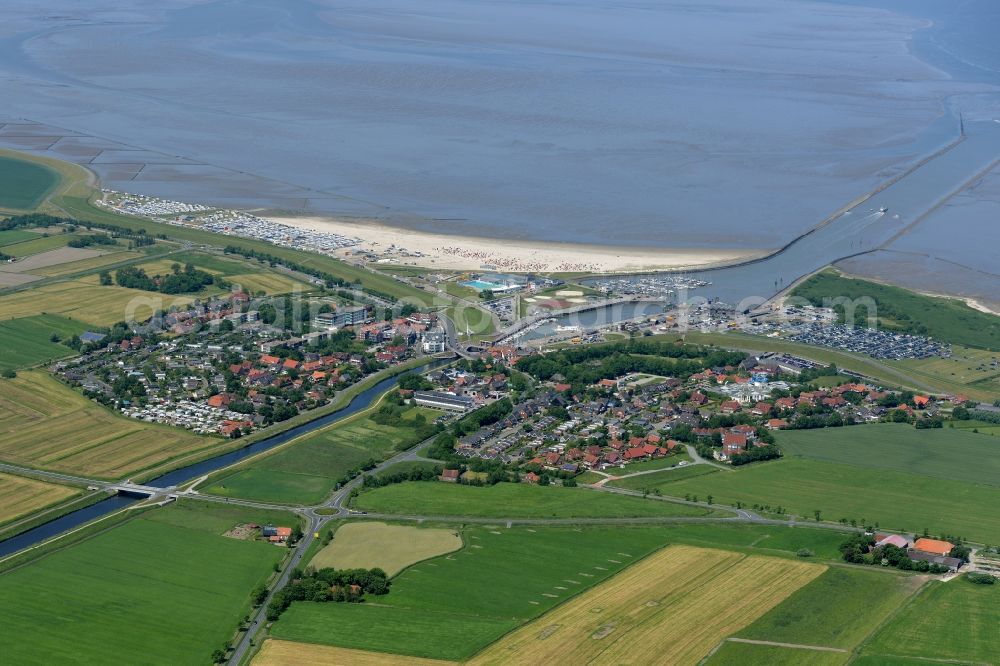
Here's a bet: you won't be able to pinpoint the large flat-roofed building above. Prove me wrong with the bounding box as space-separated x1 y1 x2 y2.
313 306 372 330
413 390 475 411
422 329 447 353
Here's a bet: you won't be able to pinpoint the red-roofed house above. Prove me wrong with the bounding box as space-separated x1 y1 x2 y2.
624 447 647 460
720 400 742 414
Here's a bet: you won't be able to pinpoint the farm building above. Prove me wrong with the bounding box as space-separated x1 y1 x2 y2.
912 538 954 557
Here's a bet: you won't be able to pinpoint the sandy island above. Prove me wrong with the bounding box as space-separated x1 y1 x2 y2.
268 215 767 274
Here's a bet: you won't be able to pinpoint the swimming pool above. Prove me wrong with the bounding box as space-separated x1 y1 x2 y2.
461 280 504 291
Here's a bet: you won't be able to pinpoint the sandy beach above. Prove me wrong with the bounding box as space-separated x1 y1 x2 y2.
268 215 766 274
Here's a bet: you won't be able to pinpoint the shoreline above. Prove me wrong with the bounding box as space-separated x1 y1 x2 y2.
266 214 768 274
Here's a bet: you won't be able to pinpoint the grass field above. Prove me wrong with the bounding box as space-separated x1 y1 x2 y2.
793 268 1000 351
776 423 1000 487
736 566 920 650
352 482 716 519
889 345 1000 400
0 370 216 479
310 522 462 576
445 304 495 337
1 233 72 257
0 278 194 325
470 545 824 665
662 457 1000 543
204 406 438 504
254 640 454 666
861 578 999 663
0 155 59 210
0 503 289 665
0 229 42 246
229 271 310 295
612 452 692 473
0 472 79 525
272 526 689 659
0 313 86 371
609 463 721 492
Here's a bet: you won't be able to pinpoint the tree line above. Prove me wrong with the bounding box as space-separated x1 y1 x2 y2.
267 566 390 620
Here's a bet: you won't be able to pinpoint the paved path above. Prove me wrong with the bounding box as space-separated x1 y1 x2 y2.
725 638 847 653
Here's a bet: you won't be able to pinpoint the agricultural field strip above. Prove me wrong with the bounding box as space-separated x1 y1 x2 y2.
254 640 455 666
0 472 79 524
469 545 824 665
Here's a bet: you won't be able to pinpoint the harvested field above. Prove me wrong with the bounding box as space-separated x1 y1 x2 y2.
311 522 463 576
254 640 455 666
0 472 78 524
30 250 143 277
0 272 40 287
0 279 193 325
1 247 110 273
0 370 215 479
470 545 824 665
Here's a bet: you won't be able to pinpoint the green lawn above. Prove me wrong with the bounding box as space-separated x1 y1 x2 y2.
616 452 692 473
862 578 1000 664
776 423 1000 487
204 406 438 504
446 304 495 337
792 268 1000 351
0 503 289 665
736 567 918 649
0 156 59 210
609 464 720 492
662 457 1000 543
0 313 87 371
352 481 715 519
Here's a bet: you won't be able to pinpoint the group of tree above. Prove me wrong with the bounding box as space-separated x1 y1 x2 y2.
266 566 390 620
67 234 118 248
729 444 782 466
452 398 513 436
515 340 743 388
114 262 217 294
362 463 443 489
839 533 951 573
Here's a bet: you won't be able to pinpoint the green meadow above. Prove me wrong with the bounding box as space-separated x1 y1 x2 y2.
0 156 59 210
663 457 1000 543
205 406 438 504
0 313 87 371
776 423 1000 487
0 502 290 665
707 642 847 666
862 577 1000 664
352 481 716 519
0 228 42 246
736 567 918 649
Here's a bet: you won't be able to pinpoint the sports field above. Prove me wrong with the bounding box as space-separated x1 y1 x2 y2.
0 370 215 479
254 640 455 666
861 578 999 663
0 313 86 371
310 522 463 576
205 407 438 504
470 545 824 665
0 279 193 325
0 504 289 665
352 482 715 519
0 155 59 210
777 423 1000 487
663 457 1000 544
0 472 79 524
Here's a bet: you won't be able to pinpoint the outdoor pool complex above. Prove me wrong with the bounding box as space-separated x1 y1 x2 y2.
461 280 508 291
